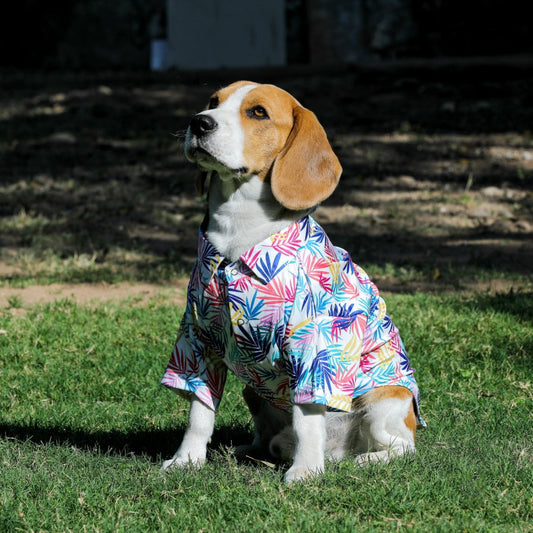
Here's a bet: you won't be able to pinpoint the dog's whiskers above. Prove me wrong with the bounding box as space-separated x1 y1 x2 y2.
170 130 187 139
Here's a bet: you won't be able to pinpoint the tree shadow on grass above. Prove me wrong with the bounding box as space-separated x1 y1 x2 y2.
466 289 533 321
1 67 532 287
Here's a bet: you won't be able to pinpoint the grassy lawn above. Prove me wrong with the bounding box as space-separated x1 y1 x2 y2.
1 68 532 531
1 291 531 532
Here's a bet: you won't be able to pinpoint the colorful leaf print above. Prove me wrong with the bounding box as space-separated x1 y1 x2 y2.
226 285 245 310
241 292 265 322
271 223 303 255
255 251 285 282
309 349 335 394
313 290 334 314
240 248 261 270
203 276 227 307
287 351 310 389
287 317 316 351
300 253 331 283
335 363 360 394
257 277 295 306
197 237 219 270
162 215 422 422
204 366 226 400
337 248 355 274
399 349 413 373
339 271 360 300
234 324 274 363
329 304 364 329
318 272 333 294
230 274 253 292
309 221 327 243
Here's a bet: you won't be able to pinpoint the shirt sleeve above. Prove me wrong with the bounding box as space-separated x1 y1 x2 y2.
161 263 228 411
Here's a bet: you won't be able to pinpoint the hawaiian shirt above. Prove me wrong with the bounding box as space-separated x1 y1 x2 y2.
162 216 422 420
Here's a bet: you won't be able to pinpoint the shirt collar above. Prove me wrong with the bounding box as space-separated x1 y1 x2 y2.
197 216 314 284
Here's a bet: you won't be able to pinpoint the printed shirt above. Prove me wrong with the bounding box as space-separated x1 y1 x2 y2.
162 216 422 418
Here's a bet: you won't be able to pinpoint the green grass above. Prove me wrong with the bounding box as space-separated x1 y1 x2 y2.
1 292 531 532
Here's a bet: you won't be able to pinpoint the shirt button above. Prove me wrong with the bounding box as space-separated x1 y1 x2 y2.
231 268 238 276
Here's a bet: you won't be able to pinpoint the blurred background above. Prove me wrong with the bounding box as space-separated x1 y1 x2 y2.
1 0 532 70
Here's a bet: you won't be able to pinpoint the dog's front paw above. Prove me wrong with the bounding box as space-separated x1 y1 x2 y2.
284 464 323 484
161 454 205 472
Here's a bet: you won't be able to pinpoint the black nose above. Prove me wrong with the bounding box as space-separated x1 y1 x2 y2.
190 114 217 137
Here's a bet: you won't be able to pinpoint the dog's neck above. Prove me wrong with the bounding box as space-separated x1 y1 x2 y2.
205 173 308 261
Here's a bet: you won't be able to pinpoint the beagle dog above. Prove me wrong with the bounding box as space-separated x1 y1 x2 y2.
161 81 424 483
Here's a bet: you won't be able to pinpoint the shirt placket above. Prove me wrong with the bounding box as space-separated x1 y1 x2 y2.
224 262 249 328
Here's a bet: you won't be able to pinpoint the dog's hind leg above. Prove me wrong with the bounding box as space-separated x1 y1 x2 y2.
162 396 215 471
349 386 417 466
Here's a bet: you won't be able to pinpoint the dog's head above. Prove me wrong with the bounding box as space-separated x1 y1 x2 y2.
184 81 342 210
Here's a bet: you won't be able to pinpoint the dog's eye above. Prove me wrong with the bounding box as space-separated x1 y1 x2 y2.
248 105 269 120
208 96 219 110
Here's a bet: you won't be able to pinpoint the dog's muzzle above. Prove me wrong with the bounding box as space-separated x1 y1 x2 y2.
190 114 217 137
184 112 248 176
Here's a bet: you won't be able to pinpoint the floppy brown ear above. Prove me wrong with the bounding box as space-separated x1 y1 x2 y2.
271 106 342 210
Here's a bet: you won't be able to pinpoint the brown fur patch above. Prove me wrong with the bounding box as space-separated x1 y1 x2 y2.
270 105 342 209
239 84 295 181
206 81 342 209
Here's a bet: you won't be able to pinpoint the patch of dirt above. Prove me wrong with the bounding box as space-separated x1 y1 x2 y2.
1 281 188 311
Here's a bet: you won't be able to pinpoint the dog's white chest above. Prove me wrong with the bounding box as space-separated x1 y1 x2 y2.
206 175 300 261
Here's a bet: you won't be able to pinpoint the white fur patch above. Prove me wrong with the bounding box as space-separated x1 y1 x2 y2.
161 397 215 471
196 84 257 175
268 395 416 467
206 175 299 260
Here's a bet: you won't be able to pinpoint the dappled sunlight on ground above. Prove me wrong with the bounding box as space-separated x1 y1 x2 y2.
1 66 532 293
